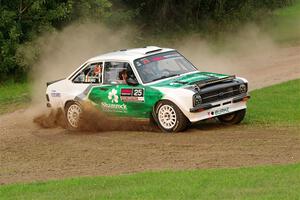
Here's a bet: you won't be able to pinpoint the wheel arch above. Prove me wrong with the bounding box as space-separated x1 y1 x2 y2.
159 97 191 118
152 98 190 123
150 87 194 122
152 98 190 132
64 99 80 111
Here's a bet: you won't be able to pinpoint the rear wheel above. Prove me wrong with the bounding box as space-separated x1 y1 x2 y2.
155 100 189 133
217 109 246 125
65 101 82 130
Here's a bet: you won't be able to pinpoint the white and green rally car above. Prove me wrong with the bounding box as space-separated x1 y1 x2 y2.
46 46 250 132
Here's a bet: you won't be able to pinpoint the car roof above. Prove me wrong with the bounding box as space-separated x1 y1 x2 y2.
87 46 175 62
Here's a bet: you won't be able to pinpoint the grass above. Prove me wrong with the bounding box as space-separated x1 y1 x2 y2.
264 0 300 44
0 82 31 114
245 79 300 126
1 163 300 199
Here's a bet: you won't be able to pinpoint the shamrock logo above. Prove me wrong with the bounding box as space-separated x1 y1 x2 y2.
108 89 119 103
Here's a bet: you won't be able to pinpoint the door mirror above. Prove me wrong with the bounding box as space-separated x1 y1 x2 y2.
126 77 139 86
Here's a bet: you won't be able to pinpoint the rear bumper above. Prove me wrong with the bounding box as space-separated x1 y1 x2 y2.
187 94 250 122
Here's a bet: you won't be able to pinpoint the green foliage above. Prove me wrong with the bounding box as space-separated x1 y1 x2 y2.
1 163 300 199
0 0 114 82
246 79 300 126
0 82 30 114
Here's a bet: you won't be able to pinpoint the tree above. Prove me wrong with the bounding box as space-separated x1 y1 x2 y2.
0 0 111 82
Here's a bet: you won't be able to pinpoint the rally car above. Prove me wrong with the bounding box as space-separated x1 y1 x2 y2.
46 46 250 132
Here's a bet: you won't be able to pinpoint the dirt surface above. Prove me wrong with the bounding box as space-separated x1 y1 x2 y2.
1 112 300 185
1 45 300 185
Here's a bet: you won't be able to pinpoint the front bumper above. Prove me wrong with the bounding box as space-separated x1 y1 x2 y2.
190 94 250 112
187 94 250 123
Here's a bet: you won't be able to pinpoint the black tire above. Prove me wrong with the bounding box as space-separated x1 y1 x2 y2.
154 100 189 133
65 101 83 130
217 109 246 125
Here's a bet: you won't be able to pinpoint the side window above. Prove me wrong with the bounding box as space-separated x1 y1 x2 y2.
103 62 136 84
73 62 103 83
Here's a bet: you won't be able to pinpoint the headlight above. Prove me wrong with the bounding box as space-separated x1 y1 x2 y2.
193 94 202 107
239 84 247 93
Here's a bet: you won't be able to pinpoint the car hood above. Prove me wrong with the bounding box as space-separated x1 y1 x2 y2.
150 71 234 88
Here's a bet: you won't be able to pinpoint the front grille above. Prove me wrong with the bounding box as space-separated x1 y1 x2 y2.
201 85 240 104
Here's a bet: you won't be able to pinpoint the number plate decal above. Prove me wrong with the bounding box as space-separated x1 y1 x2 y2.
214 107 230 116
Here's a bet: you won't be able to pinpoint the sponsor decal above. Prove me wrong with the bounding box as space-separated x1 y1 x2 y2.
108 89 119 103
101 102 127 113
51 90 61 97
120 88 144 102
121 96 145 102
141 58 150 64
151 56 164 61
101 102 127 109
121 88 132 96
140 53 181 65
102 89 127 112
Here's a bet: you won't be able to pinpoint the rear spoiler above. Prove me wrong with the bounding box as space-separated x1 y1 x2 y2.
46 78 65 87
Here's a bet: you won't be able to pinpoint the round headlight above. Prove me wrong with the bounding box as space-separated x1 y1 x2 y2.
239 84 247 93
193 94 202 106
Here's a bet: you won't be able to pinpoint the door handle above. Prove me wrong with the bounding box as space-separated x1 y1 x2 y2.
99 88 108 91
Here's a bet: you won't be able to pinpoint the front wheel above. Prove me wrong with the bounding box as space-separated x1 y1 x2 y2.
155 100 189 133
217 109 246 125
65 101 82 130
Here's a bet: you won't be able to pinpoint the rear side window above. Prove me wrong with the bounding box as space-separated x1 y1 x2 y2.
73 62 103 84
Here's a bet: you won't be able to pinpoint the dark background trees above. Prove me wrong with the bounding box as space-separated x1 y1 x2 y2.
124 0 294 30
0 0 294 82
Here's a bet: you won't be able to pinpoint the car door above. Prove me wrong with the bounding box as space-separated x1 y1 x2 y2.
89 61 155 118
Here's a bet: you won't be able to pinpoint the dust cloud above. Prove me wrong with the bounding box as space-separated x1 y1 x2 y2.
177 24 282 90
33 108 67 129
34 103 159 132
31 22 134 105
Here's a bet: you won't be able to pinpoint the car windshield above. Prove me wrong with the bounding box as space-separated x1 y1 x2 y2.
134 51 197 83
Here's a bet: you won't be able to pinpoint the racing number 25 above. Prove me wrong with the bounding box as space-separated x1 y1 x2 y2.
133 89 144 97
